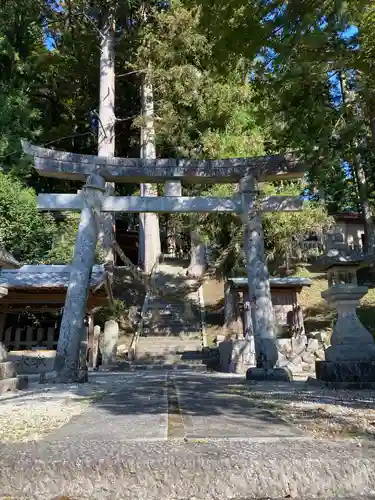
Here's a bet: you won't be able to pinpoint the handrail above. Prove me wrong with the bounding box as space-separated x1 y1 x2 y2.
128 255 162 360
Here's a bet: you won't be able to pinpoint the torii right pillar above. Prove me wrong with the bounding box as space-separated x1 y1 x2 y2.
240 176 291 381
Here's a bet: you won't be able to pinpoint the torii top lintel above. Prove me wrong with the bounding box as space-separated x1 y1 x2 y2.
22 142 306 184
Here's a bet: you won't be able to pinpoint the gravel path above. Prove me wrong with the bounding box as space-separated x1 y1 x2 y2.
224 378 375 439
0 372 135 442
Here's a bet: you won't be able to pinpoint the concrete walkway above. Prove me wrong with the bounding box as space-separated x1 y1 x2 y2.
48 371 300 442
1 371 375 499
50 372 169 442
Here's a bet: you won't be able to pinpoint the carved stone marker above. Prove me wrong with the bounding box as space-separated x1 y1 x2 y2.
92 325 101 369
316 260 375 388
102 320 119 367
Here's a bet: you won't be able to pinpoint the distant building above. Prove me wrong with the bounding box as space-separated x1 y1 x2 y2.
325 212 365 253
302 212 366 256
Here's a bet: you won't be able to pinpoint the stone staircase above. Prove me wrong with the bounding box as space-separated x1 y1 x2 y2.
132 259 209 370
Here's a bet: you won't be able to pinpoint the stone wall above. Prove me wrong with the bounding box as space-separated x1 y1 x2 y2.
277 335 325 376
216 334 325 377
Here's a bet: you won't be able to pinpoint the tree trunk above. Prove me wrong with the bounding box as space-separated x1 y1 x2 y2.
370 115 375 146
139 69 161 273
165 181 182 256
98 10 116 264
339 71 375 252
187 230 207 278
352 157 375 251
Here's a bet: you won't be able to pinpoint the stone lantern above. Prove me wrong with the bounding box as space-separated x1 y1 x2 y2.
316 257 375 388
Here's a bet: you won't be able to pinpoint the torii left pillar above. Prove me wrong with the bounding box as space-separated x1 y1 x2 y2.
55 173 105 382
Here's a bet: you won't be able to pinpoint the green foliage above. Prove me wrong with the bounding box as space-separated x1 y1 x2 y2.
2 0 375 276
0 1 46 176
96 299 128 324
263 182 334 267
45 213 80 264
0 171 57 262
137 4 264 159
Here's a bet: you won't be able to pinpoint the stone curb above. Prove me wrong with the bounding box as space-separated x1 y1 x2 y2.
1 439 375 499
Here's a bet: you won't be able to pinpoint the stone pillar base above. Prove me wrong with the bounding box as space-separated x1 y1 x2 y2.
315 360 375 389
0 376 28 394
219 339 255 374
246 367 292 382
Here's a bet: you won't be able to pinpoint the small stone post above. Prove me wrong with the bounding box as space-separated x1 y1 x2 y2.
102 320 119 367
243 290 254 339
78 316 89 382
223 282 243 337
240 177 289 381
92 325 101 370
55 174 106 382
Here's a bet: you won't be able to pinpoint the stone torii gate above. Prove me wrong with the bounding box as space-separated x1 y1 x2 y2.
23 142 306 381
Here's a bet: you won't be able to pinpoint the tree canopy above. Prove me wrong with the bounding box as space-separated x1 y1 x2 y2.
0 0 373 272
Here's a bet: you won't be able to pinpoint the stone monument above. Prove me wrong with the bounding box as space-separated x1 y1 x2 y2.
101 320 119 367
315 256 375 388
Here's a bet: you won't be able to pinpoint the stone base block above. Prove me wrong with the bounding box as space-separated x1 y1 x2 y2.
0 361 17 380
246 367 292 382
325 344 375 362
219 339 255 374
316 360 375 389
0 376 28 394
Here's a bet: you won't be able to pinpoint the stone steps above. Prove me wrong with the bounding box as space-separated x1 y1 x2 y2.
135 348 203 357
130 363 208 371
131 260 204 368
142 329 201 335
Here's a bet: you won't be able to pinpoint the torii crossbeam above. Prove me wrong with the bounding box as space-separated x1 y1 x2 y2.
23 142 307 382
23 142 305 183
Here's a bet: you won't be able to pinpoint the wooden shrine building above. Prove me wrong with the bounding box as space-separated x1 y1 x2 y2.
0 265 113 351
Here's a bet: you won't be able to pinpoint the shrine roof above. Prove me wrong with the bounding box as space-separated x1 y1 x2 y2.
228 277 312 289
0 248 20 269
0 265 106 290
23 142 306 184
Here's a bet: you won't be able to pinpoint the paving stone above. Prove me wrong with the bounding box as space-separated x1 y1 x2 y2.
174 374 301 439
49 372 168 442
